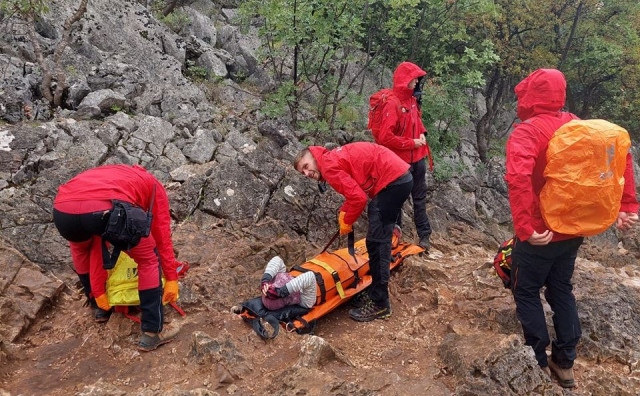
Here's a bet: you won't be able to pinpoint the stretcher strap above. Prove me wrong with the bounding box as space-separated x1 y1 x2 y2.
293 266 326 304
308 259 345 299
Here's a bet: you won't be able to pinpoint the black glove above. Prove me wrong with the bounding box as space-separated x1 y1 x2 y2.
265 285 290 299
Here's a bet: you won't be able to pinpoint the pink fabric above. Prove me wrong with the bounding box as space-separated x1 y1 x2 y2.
262 272 301 311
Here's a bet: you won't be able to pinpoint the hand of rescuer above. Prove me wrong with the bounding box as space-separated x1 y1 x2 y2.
338 211 353 235
616 212 639 232
94 293 111 311
162 280 179 304
527 229 553 246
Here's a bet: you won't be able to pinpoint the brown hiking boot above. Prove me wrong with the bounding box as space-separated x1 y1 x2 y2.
548 359 575 388
137 323 181 352
540 365 551 378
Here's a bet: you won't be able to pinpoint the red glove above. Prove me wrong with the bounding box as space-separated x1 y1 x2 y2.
338 211 353 235
94 294 111 311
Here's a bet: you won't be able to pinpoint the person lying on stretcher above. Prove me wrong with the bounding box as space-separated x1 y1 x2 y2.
260 256 316 310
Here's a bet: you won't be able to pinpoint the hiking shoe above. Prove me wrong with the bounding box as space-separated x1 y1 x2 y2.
349 292 372 309
548 359 575 388
94 307 112 323
137 323 181 352
348 301 392 322
230 305 243 314
418 236 431 252
540 365 551 378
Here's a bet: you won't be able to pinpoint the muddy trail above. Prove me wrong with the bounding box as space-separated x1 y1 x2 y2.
0 222 638 396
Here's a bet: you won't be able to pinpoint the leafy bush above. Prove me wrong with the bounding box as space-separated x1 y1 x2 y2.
160 10 190 34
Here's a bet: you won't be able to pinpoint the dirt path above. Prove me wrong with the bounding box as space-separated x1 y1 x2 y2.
1 230 636 395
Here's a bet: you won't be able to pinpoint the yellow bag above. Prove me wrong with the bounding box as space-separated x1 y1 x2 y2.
106 252 171 306
540 119 630 236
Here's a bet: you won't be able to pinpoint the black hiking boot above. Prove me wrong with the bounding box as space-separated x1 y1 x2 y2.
94 307 112 323
348 300 392 322
418 235 431 252
349 292 372 309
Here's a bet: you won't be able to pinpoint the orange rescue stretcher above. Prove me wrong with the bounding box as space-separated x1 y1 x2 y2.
235 234 424 338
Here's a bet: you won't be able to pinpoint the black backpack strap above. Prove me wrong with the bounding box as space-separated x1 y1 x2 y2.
102 238 121 270
293 265 326 304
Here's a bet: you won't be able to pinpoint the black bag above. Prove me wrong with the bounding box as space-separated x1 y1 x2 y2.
101 186 155 270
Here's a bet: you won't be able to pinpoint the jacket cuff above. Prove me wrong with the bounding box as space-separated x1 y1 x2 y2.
619 203 640 213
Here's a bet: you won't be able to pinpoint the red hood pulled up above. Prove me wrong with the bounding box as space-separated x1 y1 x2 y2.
515 68 566 121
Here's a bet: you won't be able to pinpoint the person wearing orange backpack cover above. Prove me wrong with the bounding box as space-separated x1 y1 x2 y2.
294 142 413 322
53 164 185 351
505 68 639 387
371 61 433 251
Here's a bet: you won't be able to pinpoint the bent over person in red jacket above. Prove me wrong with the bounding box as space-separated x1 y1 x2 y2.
53 164 183 351
505 69 639 387
372 62 433 250
294 142 413 321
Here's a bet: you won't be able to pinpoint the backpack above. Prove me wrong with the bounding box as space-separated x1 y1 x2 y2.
367 89 400 134
493 237 514 289
106 252 188 321
540 119 631 236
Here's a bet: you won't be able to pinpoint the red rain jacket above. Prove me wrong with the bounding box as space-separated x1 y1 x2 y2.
505 69 638 242
54 164 180 281
309 143 409 225
373 62 432 168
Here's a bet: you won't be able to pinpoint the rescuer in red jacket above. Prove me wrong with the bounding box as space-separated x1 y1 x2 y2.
372 61 433 250
505 69 639 387
53 164 183 351
294 142 413 321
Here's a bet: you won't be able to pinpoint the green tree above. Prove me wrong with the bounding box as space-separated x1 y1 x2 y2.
239 0 389 131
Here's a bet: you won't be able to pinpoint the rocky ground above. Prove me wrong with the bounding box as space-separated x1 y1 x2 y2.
1 1 640 394
1 222 639 396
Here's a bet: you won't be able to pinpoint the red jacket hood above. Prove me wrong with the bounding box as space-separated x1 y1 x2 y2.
393 62 427 101
515 69 566 121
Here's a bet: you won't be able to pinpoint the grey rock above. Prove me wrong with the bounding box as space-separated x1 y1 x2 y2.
196 51 229 79
182 128 218 164
77 89 126 116
183 7 217 46
65 78 91 109
106 111 137 133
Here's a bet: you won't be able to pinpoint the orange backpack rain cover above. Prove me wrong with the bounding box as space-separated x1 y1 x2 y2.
540 119 631 236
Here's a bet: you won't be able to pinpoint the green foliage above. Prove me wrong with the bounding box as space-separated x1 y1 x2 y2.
261 81 296 118
432 157 465 183
160 9 191 33
239 0 372 130
110 104 123 113
0 0 48 15
184 60 208 82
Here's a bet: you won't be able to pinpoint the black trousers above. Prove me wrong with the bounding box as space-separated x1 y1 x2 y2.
53 209 110 242
396 159 431 240
511 237 583 368
366 175 413 308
